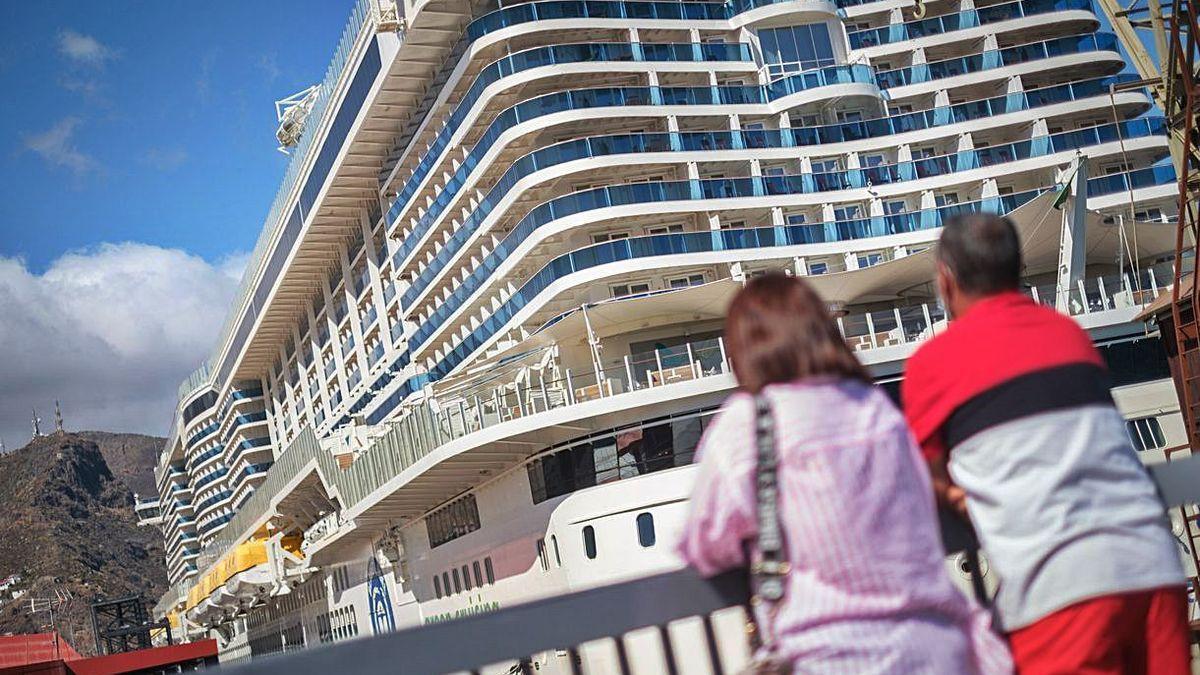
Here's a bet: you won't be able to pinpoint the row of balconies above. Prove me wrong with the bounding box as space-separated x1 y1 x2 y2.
401 115 1166 356
259 106 1165 439
382 0 1093 262
388 57 1129 318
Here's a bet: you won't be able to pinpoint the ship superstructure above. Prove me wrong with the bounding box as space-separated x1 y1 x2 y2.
144 0 1190 664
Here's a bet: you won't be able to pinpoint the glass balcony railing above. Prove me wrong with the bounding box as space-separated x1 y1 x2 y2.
1086 163 1177 197
849 0 1092 49
387 41 775 232
188 445 224 470
354 269 372 296
324 359 337 378
185 422 219 450
194 490 233 515
390 317 406 345
468 1 729 40
412 164 1174 378
407 117 1167 350
368 342 386 366
394 260 1174 478
198 512 235 536
392 62 874 277
193 468 230 491
225 436 272 469
394 73 1143 301
874 33 1118 89
342 335 356 357
388 50 840 239
361 306 378 332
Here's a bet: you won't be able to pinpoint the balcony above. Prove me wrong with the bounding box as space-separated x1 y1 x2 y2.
396 73 1145 312
385 39 754 228
368 342 386 367
341 335 356 358
873 32 1118 89
409 162 1173 363
849 0 1092 49
388 60 873 260
361 306 378 333
392 61 874 274
353 268 372 296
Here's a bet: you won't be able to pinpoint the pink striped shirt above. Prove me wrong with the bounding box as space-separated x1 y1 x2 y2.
677 380 1012 674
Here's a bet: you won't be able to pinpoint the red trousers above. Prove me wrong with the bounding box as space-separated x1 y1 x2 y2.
1007 587 1192 675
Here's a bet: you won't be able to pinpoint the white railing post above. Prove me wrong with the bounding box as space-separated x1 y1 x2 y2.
865 312 878 350
686 342 697 378
565 369 576 405
624 355 635 391
718 336 729 372
1076 279 1089 313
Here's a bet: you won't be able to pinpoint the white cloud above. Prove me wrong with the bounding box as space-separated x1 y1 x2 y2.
24 117 98 176
57 29 116 67
0 243 243 449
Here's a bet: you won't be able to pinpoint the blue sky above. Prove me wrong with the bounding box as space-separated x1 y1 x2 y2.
0 2 361 446
0 1 355 271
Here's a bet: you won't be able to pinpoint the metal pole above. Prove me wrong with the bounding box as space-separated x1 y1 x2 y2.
580 305 605 393
1055 154 1089 312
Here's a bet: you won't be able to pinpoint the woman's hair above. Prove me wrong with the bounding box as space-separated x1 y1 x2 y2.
725 272 870 393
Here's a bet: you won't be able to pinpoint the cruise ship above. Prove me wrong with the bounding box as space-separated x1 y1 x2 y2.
138 0 1192 667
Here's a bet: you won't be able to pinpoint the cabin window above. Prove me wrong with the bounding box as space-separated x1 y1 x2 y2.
433 575 442 599
583 525 598 559
551 535 562 566
452 568 462 593
485 557 496 584
462 565 473 590
427 494 481 548
442 572 451 596
636 513 656 547
1127 416 1167 452
473 561 483 587
536 538 549 571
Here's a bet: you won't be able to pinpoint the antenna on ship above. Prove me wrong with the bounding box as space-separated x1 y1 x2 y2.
274 85 320 155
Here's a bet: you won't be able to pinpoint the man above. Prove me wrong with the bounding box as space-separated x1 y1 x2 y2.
902 213 1189 674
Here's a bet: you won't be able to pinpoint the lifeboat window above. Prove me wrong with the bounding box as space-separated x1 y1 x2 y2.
461 565 472 590
583 525 597 559
536 538 549 571
433 575 442 599
551 535 562 567
485 557 496 584
473 561 483 587
637 513 656 547
452 568 462 593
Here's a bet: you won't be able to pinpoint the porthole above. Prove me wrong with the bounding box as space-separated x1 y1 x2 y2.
583 525 597 559
636 513 656 548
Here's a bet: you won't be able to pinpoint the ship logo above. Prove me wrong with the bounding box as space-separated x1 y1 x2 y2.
367 557 396 634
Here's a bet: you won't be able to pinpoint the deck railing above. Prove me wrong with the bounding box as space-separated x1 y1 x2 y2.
222 451 1200 675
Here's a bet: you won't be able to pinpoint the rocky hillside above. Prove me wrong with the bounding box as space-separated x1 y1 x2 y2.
75 431 162 497
0 432 166 653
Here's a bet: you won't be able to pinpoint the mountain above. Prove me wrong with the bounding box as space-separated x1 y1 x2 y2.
0 432 167 653
75 431 163 497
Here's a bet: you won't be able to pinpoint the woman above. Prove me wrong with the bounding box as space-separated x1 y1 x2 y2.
677 273 1012 674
